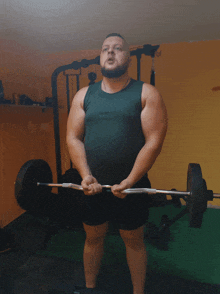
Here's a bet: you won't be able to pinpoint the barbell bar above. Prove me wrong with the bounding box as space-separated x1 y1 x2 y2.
36 183 220 202
37 182 112 191
213 193 220 198
37 182 191 196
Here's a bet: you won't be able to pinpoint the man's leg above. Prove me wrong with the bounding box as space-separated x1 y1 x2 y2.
120 225 147 294
83 222 108 288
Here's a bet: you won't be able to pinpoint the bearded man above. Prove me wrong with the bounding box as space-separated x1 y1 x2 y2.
66 33 168 294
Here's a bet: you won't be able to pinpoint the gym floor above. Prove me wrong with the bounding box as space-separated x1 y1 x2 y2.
1 207 220 294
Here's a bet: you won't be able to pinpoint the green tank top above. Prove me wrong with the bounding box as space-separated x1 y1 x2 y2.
84 79 145 185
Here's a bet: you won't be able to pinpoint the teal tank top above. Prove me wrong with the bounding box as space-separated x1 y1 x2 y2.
84 79 145 185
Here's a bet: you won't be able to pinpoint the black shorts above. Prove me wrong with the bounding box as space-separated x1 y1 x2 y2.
81 176 151 230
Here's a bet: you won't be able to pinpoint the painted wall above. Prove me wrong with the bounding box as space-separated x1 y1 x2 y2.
0 38 220 227
0 105 56 226
147 40 220 207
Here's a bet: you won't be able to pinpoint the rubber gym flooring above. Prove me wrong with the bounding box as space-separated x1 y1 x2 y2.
1 206 220 294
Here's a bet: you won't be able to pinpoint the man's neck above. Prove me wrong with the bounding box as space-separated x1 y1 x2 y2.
101 74 131 94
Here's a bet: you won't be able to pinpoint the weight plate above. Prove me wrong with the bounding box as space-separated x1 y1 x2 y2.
15 159 53 213
187 163 207 228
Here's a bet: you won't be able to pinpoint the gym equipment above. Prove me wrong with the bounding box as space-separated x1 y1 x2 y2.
15 160 220 228
187 163 208 228
14 160 83 227
88 72 97 85
15 159 53 215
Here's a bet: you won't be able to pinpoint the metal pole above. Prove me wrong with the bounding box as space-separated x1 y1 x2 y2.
136 53 141 81
51 72 62 184
76 74 80 92
66 74 71 115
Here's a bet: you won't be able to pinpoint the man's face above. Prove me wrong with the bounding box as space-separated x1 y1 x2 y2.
100 36 130 78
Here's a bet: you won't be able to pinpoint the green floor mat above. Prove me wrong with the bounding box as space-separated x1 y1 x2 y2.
37 206 220 285
38 230 127 265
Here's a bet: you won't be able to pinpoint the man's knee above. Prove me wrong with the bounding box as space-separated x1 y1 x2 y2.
83 222 108 246
120 225 146 250
123 238 146 251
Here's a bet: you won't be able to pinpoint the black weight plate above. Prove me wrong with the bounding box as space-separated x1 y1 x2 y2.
187 163 207 228
15 159 53 212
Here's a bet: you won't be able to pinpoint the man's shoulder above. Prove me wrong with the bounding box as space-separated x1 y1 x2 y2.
71 86 89 109
77 86 90 96
74 86 89 101
142 83 161 97
141 83 162 105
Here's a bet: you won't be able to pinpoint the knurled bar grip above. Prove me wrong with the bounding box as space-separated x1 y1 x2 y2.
37 182 190 196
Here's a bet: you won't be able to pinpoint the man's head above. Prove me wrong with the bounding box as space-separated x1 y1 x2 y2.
100 33 130 79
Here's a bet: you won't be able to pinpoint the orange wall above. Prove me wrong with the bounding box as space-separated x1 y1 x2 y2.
1 38 220 227
147 40 220 207
0 105 56 227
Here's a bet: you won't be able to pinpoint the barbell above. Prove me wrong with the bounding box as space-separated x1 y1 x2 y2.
36 182 189 196
15 159 220 228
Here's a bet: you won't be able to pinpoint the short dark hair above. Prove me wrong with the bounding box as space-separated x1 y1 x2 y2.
105 33 124 40
103 33 130 54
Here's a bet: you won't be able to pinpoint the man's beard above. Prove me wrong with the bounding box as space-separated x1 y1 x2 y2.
101 62 129 78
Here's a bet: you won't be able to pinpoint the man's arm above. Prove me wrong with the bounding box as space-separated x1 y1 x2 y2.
111 83 168 197
66 87 102 195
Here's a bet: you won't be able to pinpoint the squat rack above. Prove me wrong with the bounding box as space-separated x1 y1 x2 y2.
51 44 160 183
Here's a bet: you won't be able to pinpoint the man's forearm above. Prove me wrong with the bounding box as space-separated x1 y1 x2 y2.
126 143 162 186
67 139 91 179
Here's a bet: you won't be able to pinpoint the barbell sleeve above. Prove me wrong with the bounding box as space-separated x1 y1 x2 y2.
156 189 190 196
213 193 220 198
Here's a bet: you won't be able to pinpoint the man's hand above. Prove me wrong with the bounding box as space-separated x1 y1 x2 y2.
81 175 102 195
111 179 133 199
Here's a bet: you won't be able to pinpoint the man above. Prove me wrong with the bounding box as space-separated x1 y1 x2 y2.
66 33 168 294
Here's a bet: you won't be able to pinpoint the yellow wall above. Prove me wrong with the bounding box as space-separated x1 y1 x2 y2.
1 38 220 227
147 41 220 208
